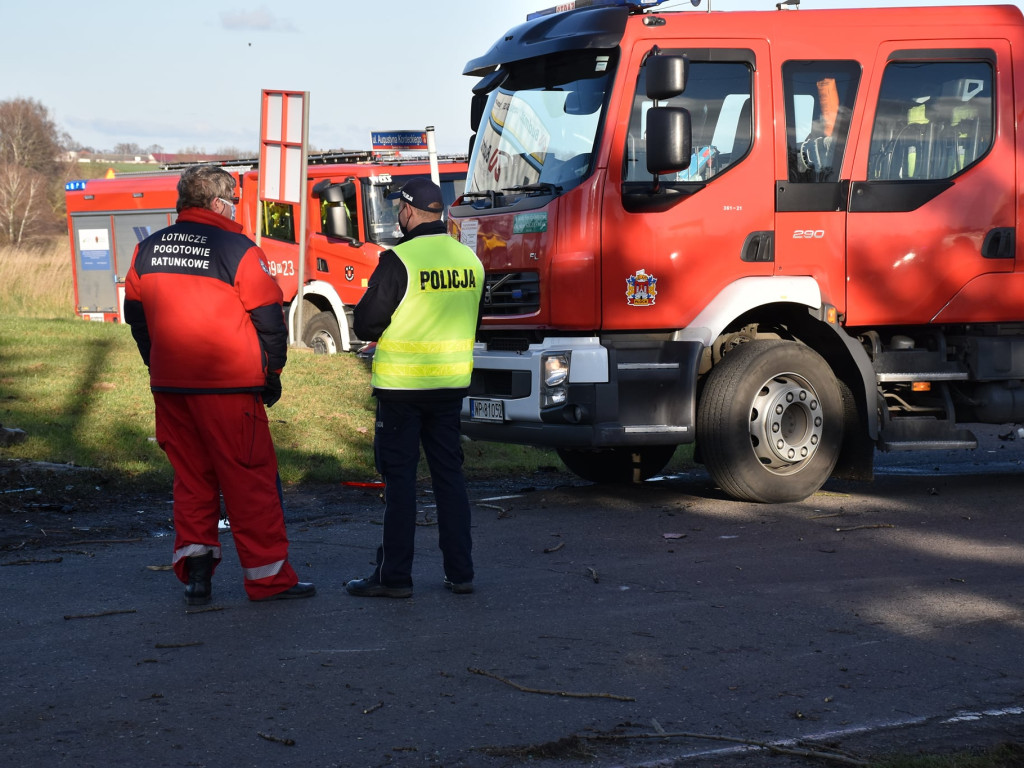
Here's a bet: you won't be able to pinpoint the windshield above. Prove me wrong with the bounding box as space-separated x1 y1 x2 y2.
365 173 467 247
467 50 616 196
366 176 403 247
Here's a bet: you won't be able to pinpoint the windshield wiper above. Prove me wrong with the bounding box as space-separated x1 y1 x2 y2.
501 182 562 196
459 182 561 209
460 190 498 209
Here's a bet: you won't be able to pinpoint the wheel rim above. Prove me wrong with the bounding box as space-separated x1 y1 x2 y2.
748 372 823 475
309 330 337 355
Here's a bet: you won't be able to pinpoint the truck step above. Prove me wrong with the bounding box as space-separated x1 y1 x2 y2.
878 418 977 452
622 425 691 435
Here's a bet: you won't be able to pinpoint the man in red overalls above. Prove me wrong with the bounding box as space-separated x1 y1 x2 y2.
124 165 315 605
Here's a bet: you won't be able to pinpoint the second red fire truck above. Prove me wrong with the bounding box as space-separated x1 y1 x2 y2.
66 151 467 353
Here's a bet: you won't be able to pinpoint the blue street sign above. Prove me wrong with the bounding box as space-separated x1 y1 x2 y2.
371 131 429 151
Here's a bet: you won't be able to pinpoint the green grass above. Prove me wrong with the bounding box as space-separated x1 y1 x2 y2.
0 315 563 488
69 161 168 180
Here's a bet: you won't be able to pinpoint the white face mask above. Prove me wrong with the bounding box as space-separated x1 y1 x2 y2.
219 197 236 221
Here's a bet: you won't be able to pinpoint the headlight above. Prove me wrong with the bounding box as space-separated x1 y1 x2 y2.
541 352 570 408
543 354 569 387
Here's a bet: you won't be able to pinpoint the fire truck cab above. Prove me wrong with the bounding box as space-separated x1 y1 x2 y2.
450 0 1024 502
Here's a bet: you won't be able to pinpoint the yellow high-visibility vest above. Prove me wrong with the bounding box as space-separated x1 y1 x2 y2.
372 234 484 391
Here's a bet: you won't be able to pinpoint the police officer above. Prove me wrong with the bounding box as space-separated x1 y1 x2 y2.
346 178 484 598
124 165 315 605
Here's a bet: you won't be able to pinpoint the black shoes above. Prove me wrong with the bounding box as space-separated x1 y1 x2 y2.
254 582 317 601
183 552 214 606
443 578 474 595
343 576 472 597
345 577 413 599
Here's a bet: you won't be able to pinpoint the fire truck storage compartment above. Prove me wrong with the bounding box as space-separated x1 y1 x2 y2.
71 211 174 316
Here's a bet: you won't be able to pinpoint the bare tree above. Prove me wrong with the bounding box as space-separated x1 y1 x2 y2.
176 146 206 162
214 146 252 159
114 142 142 156
0 98 66 175
0 164 49 245
0 98 71 246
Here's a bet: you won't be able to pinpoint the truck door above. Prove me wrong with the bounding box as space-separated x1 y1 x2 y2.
774 60 861 310
846 43 1013 325
605 42 774 333
71 211 173 319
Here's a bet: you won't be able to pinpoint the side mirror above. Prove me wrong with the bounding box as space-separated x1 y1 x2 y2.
311 178 331 200
325 206 349 238
316 180 357 239
646 106 692 175
470 69 506 132
646 54 688 101
470 93 487 133
314 179 355 204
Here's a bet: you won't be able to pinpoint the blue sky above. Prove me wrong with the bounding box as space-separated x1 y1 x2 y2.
0 0 1014 156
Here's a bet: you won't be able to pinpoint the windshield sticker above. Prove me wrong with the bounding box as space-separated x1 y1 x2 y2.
513 212 548 234
626 269 657 306
459 219 479 250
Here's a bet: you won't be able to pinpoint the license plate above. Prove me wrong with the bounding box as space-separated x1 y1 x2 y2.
470 398 504 422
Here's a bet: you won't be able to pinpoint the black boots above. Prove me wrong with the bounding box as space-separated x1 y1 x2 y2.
183 552 315 604
183 551 214 606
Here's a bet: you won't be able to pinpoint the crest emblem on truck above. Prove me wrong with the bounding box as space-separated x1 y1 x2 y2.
345 265 355 281
626 269 657 306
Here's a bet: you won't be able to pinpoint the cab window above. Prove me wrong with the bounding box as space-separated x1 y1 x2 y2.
867 58 993 181
262 201 295 242
624 54 753 183
783 60 861 183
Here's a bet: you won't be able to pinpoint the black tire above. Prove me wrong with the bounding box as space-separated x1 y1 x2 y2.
697 339 843 503
302 311 342 355
556 445 677 484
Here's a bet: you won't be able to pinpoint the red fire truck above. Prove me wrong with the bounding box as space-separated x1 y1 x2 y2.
66 151 467 352
450 0 1024 502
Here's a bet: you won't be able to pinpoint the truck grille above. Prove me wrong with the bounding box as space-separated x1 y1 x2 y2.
482 272 539 316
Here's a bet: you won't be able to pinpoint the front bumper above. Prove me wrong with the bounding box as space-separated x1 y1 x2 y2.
461 337 702 448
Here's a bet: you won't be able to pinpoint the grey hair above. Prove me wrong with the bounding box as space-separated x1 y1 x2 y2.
176 165 235 213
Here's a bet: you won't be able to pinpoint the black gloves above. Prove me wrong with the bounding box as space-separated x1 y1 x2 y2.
263 372 282 408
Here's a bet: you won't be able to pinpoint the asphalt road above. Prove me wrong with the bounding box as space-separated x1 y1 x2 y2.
2 433 1024 767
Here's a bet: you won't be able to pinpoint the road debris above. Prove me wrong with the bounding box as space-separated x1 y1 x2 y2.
468 667 635 701
257 732 295 746
2 556 62 566
64 609 137 620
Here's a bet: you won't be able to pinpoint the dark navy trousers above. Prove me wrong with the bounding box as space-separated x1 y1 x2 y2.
372 396 474 587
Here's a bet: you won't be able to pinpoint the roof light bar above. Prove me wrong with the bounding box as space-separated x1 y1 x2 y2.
527 0 668 21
